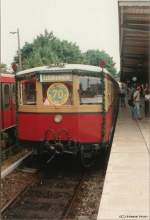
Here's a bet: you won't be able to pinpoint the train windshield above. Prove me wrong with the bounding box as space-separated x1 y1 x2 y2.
79 76 103 104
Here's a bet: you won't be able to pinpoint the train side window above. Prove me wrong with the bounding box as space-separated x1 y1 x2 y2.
4 84 10 108
22 80 36 105
79 76 103 104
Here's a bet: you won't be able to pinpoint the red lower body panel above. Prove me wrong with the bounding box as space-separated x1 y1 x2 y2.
1 105 16 130
18 113 103 143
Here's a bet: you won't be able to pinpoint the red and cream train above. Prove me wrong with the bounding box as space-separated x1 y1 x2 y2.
15 64 119 166
0 73 16 145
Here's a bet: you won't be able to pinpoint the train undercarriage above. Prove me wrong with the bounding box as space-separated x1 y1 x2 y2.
20 138 110 168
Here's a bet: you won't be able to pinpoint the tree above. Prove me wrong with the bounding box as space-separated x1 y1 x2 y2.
83 50 117 76
13 30 118 76
14 30 83 68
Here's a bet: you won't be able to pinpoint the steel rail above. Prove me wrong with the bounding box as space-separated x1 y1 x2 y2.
62 172 85 220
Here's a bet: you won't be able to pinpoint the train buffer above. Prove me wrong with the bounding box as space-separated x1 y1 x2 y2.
97 107 149 220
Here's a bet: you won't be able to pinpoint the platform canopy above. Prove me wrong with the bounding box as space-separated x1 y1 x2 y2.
118 0 150 84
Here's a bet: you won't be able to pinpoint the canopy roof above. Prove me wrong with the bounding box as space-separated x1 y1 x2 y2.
118 0 150 83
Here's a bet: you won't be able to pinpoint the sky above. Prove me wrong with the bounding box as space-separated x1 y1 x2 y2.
1 0 120 71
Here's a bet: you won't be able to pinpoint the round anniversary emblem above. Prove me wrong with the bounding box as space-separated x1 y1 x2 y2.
47 83 69 105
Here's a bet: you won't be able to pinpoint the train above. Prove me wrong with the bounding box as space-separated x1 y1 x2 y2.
0 73 16 147
15 64 119 166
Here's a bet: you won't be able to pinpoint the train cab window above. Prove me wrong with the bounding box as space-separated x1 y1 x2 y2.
4 84 10 108
22 80 36 105
79 76 103 104
42 82 73 106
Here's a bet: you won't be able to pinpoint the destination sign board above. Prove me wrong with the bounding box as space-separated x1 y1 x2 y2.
40 74 72 82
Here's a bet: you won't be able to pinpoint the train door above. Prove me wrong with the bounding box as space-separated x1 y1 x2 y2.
1 83 15 130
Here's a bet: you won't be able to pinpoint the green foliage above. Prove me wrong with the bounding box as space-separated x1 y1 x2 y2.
14 30 83 68
14 30 117 76
83 50 117 76
0 63 7 73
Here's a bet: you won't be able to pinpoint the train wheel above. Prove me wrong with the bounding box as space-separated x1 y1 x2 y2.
80 145 96 168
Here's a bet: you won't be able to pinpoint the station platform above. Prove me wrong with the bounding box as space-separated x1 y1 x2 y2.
97 107 150 220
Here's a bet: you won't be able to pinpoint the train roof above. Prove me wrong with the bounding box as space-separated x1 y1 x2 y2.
16 64 117 83
0 73 15 83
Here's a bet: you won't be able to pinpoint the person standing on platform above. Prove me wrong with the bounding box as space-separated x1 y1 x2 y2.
133 86 142 120
127 85 135 119
120 83 126 107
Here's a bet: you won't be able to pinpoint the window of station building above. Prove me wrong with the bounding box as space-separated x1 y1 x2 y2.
4 84 10 108
79 76 103 104
42 82 73 106
22 80 36 105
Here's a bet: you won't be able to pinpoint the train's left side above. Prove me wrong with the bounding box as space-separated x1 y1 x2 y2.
15 64 119 166
0 73 16 147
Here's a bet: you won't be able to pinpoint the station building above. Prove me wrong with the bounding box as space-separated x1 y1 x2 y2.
119 0 150 84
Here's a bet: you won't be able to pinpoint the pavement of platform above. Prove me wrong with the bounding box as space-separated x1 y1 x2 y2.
138 118 150 152
97 107 150 220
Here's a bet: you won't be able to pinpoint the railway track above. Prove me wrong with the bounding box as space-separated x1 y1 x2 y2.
63 169 106 219
1 154 40 215
2 156 82 219
2 152 108 220
1 150 33 179
62 175 84 219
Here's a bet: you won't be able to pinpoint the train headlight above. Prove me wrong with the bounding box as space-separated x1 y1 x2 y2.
54 114 63 123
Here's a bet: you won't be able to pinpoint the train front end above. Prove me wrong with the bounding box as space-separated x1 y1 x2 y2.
16 64 112 166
